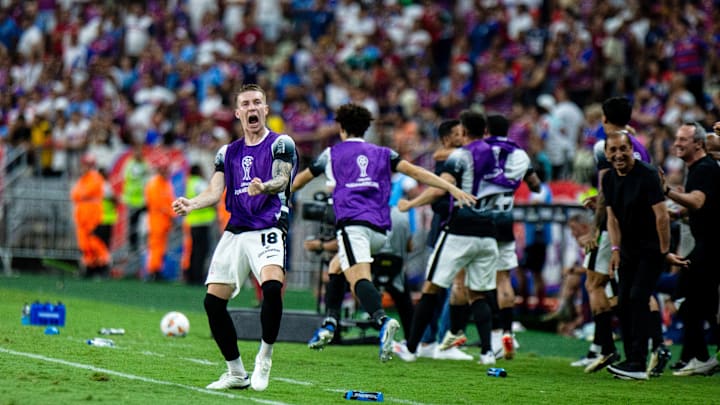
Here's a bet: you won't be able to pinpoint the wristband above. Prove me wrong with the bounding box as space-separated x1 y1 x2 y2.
611 245 620 252
661 250 670 256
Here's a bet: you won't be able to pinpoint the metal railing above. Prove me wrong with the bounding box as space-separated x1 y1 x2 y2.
0 146 79 275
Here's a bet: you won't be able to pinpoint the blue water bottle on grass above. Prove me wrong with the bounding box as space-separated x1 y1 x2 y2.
487 368 507 377
344 391 384 401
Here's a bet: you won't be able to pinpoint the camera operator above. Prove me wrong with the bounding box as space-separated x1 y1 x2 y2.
296 187 347 347
301 191 342 321
302 191 338 259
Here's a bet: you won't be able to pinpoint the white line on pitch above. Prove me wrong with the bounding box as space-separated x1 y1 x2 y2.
0 347 288 405
274 377 433 405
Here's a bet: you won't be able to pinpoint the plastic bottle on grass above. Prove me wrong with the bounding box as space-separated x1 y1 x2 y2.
99 328 126 335
21 303 30 325
344 391 384 401
487 368 507 377
87 338 115 347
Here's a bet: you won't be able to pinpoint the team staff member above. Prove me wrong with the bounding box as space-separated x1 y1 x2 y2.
583 97 657 374
173 84 296 391
664 123 720 376
603 132 688 380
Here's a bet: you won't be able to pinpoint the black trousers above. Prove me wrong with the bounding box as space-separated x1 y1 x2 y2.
372 254 414 337
188 225 212 285
617 251 663 366
127 207 145 252
678 246 719 361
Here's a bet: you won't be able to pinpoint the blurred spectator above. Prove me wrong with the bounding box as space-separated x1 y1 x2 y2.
516 165 553 314
124 2 152 58
0 0 719 289
549 86 584 180
64 110 90 176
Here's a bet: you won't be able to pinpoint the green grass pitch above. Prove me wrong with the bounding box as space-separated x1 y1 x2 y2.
1 274 718 404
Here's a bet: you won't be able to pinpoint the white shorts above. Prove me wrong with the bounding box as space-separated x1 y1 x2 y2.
582 230 617 298
205 228 285 298
583 230 610 275
426 232 498 291
495 241 518 271
337 225 387 271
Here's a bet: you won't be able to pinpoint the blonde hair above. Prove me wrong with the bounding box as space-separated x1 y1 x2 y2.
235 83 266 103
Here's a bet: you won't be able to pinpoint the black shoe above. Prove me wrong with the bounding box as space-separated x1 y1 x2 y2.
670 360 688 371
608 361 649 380
649 346 672 377
584 351 619 373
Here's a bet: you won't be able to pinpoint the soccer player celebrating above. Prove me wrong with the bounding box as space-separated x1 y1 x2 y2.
172 84 296 391
292 103 475 362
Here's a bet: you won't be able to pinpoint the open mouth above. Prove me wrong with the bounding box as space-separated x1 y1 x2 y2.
248 115 259 124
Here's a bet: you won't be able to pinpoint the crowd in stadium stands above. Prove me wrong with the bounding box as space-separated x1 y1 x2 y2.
1 0 719 180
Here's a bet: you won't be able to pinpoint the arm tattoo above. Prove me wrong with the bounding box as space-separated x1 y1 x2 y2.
262 160 292 194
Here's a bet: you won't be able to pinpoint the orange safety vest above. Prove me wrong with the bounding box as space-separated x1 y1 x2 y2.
70 169 109 266
144 174 175 273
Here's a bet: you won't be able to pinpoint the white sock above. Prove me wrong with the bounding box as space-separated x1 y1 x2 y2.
227 358 246 377
590 344 602 355
258 340 273 359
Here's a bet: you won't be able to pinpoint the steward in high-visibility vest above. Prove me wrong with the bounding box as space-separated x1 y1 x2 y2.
95 168 118 267
185 165 217 285
122 145 149 252
101 192 119 225
186 172 217 227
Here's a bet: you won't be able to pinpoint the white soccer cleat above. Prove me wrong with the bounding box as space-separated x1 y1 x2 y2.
417 342 437 359
433 346 473 361
570 356 597 367
379 318 400 362
501 334 515 360
438 330 468 351
205 372 250 390
251 355 272 391
672 357 719 376
392 341 417 362
479 351 496 365
308 323 336 350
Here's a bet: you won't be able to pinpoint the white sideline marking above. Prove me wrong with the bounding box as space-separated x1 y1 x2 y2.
181 357 217 365
275 378 433 405
0 347 288 405
273 377 313 386
1 346 433 405
141 350 217 366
